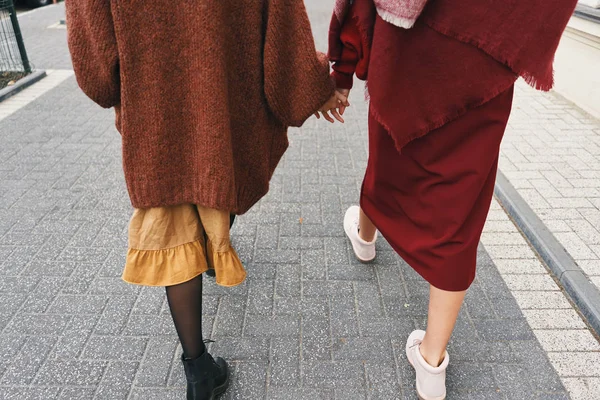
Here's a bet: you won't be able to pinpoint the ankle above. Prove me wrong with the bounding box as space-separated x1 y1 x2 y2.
183 343 207 361
358 228 375 243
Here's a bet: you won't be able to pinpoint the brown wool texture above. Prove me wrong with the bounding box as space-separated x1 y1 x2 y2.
66 0 334 213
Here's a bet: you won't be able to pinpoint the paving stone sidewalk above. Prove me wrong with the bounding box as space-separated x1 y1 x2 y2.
0 1 596 399
501 83 600 292
0 74 572 399
18 4 72 71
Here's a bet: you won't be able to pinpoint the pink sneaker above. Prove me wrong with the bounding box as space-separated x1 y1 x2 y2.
343 206 377 262
405 330 449 400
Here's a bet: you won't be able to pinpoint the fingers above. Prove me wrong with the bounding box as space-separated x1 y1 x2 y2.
331 108 344 123
337 88 351 98
322 111 335 123
318 99 336 113
335 91 350 107
315 91 351 124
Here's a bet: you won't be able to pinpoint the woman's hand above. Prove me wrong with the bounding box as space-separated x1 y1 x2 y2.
315 90 350 123
336 89 351 116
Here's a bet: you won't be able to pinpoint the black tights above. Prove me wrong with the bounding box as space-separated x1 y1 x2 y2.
167 214 234 359
166 274 205 360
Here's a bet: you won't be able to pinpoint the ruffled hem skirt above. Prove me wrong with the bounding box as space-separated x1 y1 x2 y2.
122 204 246 287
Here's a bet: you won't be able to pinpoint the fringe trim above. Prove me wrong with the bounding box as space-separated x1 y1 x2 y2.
375 8 417 29
364 81 371 102
369 80 516 153
368 100 400 151
522 69 555 92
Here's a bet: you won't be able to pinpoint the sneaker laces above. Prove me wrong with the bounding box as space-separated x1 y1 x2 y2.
408 338 422 349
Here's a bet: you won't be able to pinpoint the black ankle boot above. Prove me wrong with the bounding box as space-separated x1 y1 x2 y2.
205 269 216 277
182 350 229 400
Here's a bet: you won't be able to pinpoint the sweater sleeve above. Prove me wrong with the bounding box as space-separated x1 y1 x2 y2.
65 0 120 109
330 1 372 90
263 0 335 127
331 36 360 89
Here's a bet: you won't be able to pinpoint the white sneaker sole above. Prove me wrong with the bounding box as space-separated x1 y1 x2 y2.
406 332 446 400
417 392 445 400
407 355 447 400
410 363 446 400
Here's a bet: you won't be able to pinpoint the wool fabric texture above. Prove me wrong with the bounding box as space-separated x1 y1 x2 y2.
330 0 375 90
331 2 517 151
330 5 517 291
330 0 578 91
361 86 515 291
66 0 334 213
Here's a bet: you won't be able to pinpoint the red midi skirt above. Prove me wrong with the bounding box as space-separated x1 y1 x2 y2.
361 86 514 292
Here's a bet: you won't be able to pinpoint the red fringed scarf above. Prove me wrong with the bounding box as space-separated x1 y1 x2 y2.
329 0 579 91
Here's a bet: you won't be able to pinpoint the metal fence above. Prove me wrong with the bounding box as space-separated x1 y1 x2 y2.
0 0 31 82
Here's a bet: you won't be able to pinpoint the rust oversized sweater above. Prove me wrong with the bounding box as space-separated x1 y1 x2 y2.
65 0 334 214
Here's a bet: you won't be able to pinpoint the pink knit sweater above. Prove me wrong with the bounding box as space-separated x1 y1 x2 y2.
334 0 428 30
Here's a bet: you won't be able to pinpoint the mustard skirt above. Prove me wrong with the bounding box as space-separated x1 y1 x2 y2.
122 204 246 287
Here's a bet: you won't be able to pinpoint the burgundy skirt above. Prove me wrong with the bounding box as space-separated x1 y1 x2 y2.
361 86 514 291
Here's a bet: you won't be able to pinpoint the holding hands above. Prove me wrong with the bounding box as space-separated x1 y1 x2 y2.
315 89 351 123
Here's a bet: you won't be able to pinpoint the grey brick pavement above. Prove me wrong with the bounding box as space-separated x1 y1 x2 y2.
0 1 577 399
501 83 600 292
17 4 72 70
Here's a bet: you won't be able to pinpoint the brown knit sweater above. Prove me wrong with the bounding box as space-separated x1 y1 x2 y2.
65 0 334 214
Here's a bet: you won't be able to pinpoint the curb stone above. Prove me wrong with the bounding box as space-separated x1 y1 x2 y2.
495 170 600 337
0 70 46 103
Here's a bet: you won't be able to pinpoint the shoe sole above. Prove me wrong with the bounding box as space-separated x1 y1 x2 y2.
417 394 445 400
209 373 230 399
356 254 376 264
406 349 446 400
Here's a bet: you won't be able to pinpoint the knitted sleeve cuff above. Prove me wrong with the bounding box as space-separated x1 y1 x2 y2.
332 70 354 90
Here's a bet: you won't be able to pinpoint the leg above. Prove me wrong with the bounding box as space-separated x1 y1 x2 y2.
420 285 467 367
166 274 205 359
358 208 377 242
405 285 464 399
167 274 229 399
